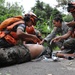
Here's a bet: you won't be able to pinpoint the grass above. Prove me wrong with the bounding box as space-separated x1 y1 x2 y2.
54 47 60 51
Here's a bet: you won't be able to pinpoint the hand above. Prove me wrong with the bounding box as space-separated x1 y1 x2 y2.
39 39 45 45
61 46 65 50
52 36 62 42
32 35 41 44
67 21 75 27
23 41 26 45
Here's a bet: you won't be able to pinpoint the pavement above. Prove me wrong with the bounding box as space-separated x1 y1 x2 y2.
0 57 75 75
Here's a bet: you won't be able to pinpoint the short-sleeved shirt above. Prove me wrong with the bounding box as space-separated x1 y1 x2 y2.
17 24 26 32
0 23 26 48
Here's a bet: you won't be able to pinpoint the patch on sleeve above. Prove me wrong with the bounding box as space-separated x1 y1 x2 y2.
17 24 26 31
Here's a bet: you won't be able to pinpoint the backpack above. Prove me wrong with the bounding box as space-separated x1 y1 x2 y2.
0 15 23 31
0 16 25 45
26 25 35 34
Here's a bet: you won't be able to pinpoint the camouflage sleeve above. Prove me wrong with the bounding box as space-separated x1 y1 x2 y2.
44 27 58 42
68 27 74 31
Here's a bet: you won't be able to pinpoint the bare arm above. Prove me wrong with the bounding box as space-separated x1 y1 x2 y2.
40 27 57 44
52 30 72 42
67 21 75 27
60 30 72 39
17 28 41 43
44 27 57 41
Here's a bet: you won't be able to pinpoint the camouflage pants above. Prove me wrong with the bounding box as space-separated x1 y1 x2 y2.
0 45 31 66
49 40 63 51
63 38 75 53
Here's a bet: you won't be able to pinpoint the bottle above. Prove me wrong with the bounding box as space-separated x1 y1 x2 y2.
41 56 53 62
52 53 59 61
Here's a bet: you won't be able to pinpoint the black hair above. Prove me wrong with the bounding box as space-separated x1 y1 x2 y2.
23 15 31 22
53 17 63 23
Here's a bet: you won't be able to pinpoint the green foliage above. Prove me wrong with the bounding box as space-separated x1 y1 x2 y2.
63 14 73 22
0 0 73 39
56 0 74 10
0 0 5 6
32 0 54 20
6 2 24 16
36 20 51 32
31 0 61 36
0 0 24 23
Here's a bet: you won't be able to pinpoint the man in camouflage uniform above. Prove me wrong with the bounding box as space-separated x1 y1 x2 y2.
0 12 46 66
52 2 75 58
41 17 69 57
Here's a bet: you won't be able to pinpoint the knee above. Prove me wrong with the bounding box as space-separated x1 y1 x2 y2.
63 40 70 48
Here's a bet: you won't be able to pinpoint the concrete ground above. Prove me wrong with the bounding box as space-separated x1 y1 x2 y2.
0 58 75 75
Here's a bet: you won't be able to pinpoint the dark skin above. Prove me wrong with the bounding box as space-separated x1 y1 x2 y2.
40 19 63 45
51 8 75 59
17 29 40 43
53 20 62 27
17 20 41 44
52 30 72 42
67 21 75 27
67 12 75 27
16 27 44 59
16 20 44 59
56 52 75 58
52 11 75 42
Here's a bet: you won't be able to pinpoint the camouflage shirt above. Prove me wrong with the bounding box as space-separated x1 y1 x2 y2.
44 22 69 42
